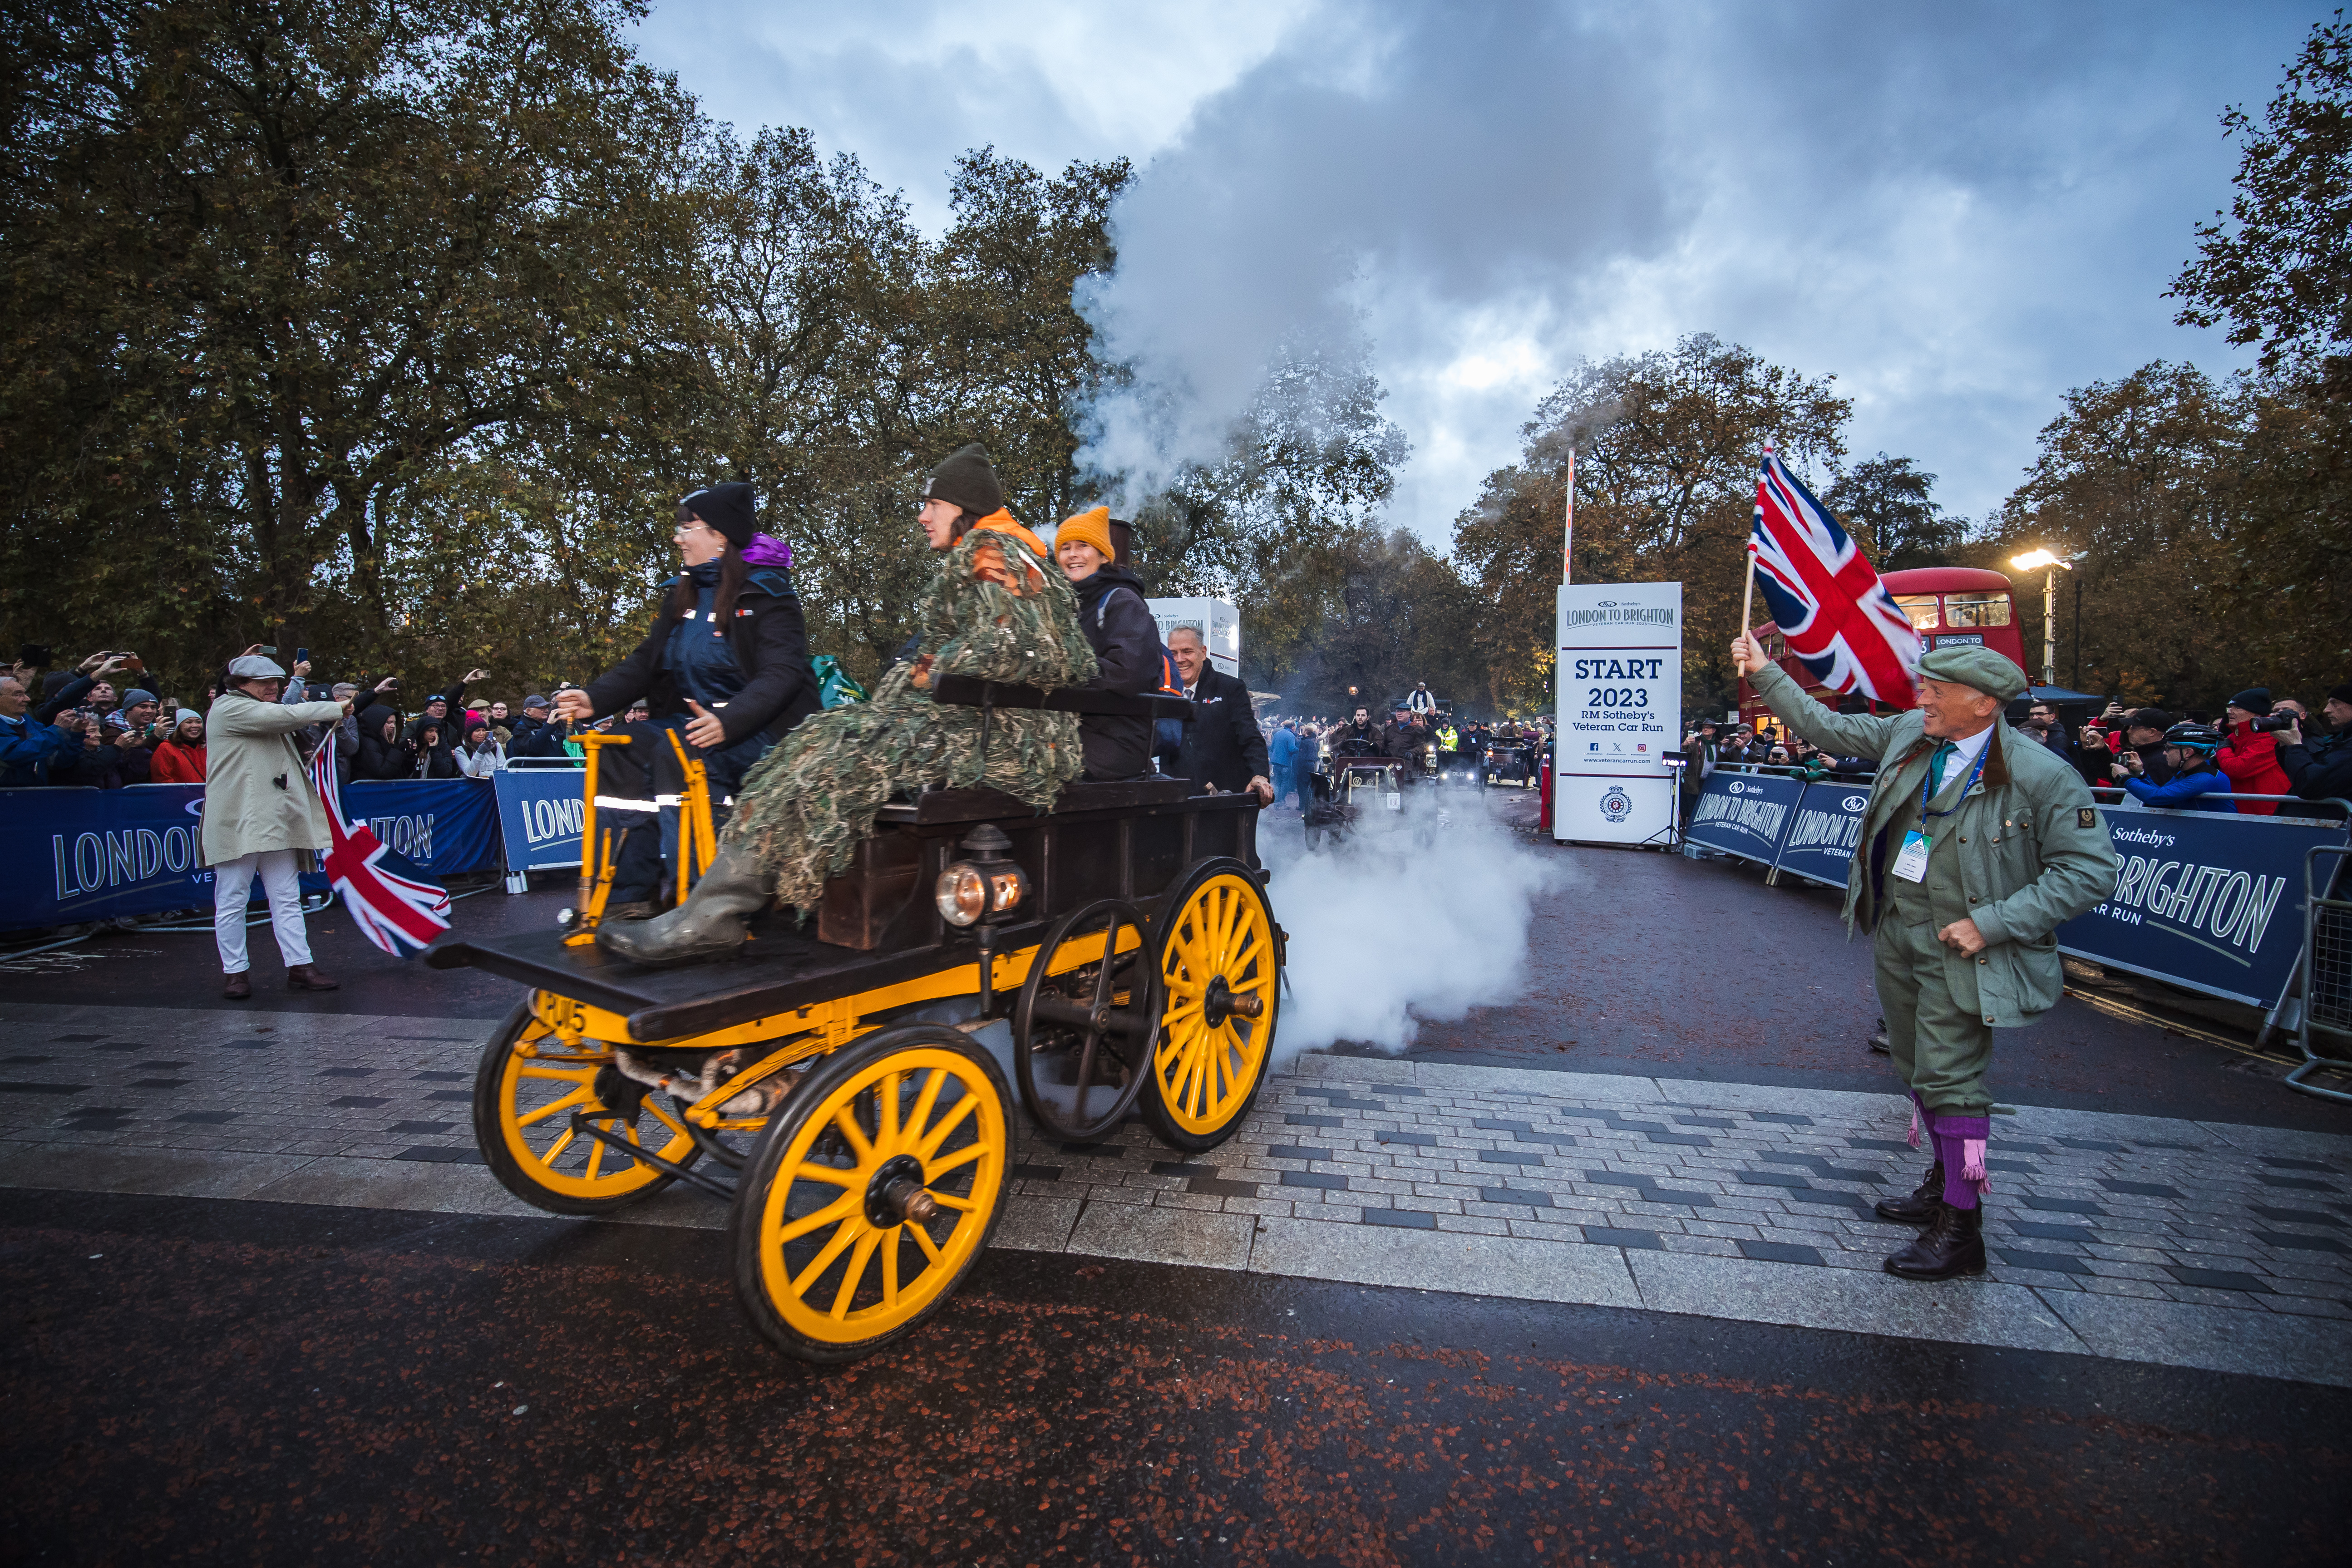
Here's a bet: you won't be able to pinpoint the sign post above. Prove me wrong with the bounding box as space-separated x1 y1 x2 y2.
1554 582 1682 845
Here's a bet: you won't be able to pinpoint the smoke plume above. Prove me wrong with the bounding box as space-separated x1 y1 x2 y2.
1262 815 1575 1061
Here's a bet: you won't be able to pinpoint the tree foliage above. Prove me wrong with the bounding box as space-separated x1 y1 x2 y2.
1825 455 1964 573
1453 335 1849 716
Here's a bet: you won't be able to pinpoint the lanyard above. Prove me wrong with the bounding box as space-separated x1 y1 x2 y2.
1920 738 1990 822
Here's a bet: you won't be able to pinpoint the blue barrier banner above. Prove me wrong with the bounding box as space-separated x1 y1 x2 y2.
0 779 502 932
491 769 587 872
1686 772 1805 865
1774 782 1873 889
2059 809 2345 1008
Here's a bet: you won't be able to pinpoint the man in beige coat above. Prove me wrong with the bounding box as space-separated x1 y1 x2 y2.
205 654 351 998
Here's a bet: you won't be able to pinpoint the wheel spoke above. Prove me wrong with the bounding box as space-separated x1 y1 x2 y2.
830 1229 883 1320
927 1141 986 1178
930 1190 977 1213
909 1223 945 1265
516 1086 593 1127
832 1103 875 1164
785 1158 862 1189
642 1098 688 1137
878 1069 902 1150
906 1065 948 1149
917 1091 979 1159
518 1063 596 1081
585 1135 606 1181
881 1229 900 1307
789 1218 863 1296
538 1128 577 1166
775 1195 857 1245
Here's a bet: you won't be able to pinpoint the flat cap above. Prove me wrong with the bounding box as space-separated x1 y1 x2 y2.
1916 645 2028 702
227 654 286 680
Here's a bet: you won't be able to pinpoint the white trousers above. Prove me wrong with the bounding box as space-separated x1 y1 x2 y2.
213 849 313 973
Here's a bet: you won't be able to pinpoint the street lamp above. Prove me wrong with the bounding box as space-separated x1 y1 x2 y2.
2009 549 2073 691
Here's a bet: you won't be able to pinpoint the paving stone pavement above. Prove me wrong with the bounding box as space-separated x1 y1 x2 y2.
5 1000 2349 1388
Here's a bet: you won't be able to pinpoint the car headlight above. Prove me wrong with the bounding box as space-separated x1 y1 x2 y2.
936 863 986 926
936 860 1027 925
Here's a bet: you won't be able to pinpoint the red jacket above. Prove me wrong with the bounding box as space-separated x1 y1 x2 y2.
150 737 207 783
2217 723 2289 815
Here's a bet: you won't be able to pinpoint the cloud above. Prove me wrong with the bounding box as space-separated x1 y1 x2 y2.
639 0 2310 526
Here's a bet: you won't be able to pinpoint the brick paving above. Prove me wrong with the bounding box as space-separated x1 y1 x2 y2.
5 1000 2349 1382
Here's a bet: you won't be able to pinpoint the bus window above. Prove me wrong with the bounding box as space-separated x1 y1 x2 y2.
1944 592 2011 628
1893 595 1940 631
1763 629 1787 659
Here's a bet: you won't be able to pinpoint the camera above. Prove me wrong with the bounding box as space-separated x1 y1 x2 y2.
2251 713 2298 733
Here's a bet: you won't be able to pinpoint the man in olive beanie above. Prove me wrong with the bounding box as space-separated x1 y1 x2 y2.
922 443 1009 524
1733 633 2117 1282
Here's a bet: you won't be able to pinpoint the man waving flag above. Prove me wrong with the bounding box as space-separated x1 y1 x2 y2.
307 737 453 956
1749 447 1922 708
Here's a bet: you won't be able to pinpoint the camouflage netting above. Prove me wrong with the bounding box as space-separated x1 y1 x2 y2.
727 522 1099 911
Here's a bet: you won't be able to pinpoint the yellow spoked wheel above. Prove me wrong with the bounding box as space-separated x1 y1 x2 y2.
472 999 700 1216
1144 860 1281 1153
732 1025 1011 1364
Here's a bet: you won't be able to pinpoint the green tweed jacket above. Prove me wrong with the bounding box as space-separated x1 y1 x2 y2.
1749 662 2119 1026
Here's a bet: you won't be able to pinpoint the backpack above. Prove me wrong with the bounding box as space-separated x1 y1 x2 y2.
813 655 867 709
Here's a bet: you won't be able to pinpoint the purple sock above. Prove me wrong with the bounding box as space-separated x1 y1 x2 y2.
1933 1114 1992 1208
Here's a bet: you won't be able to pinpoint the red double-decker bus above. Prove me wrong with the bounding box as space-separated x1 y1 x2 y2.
1737 567 2025 735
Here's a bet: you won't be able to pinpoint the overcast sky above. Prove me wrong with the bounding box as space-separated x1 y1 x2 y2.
634 0 2318 539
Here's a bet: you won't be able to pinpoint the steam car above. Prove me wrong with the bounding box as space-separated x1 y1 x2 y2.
428 678 1281 1365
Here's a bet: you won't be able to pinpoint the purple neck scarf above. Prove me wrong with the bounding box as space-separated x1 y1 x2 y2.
740 532 792 569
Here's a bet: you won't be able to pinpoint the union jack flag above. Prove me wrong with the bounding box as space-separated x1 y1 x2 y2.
1750 448 1921 707
307 740 452 956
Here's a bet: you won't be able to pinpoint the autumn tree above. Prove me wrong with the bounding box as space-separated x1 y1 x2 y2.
1826 456 1963 572
0 0 707 696
1454 335 1850 716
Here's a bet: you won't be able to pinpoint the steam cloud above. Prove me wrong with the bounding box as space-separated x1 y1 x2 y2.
1262 817 1575 1062
1067 0 2265 524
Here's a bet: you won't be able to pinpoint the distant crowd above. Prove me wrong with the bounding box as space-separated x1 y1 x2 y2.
1684 682 2352 814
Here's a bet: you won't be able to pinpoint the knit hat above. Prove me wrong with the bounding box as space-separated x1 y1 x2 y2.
681 482 757 547
1056 505 1115 561
121 688 156 708
2331 683 2352 706
1916 645 2028 702
174 709 202 730
2227 687 2273 715
924 444 1007 517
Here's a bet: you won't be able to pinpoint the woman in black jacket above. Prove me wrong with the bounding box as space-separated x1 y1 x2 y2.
555 484 819 902
353 705 414 782
1053 506 1160 780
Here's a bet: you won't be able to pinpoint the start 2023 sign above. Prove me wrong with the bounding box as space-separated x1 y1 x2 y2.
1555 582 1683 845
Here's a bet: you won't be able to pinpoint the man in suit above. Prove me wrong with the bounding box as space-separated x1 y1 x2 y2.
1169 626 1271 800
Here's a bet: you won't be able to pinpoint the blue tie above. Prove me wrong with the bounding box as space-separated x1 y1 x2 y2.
1928 740 1958 796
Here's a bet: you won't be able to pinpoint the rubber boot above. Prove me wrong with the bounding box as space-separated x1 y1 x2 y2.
1874 1161 1943 1224
596 842 773 967
1884 1201 1986 1281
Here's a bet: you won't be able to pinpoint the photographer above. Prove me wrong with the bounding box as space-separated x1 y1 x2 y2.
506 693 572 759
2275 685 2352 803
204 654 350 997
454 719 507 778
2217 687 2292 816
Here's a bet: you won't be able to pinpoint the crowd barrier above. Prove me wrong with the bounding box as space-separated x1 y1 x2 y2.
2 767 588 933
1684 767 2352 1011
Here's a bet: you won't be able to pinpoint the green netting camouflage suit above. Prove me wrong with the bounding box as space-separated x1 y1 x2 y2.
725 520 1099 911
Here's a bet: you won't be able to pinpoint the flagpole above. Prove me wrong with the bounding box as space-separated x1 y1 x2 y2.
1740 548 1755 633
1561 447 1575 585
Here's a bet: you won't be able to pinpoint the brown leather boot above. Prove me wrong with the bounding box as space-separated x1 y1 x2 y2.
222 971 252 1000
1884 1201 1985 1281
1874 1161 1943 1224
286 964 340 992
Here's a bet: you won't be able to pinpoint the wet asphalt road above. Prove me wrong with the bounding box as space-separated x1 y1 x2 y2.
6 794 2350 1563
8 1188 2347 1567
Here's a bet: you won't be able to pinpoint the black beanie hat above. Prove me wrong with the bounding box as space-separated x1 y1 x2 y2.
681 482 757 547
2228 687 2273 716
924 444 1007 518
2330 683 2352 706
